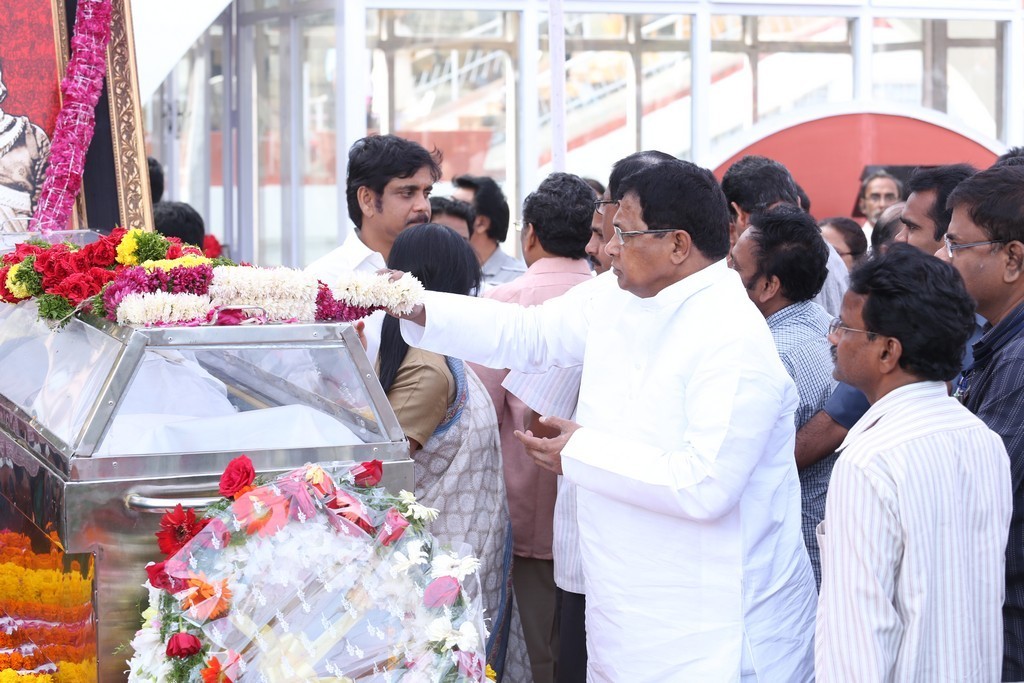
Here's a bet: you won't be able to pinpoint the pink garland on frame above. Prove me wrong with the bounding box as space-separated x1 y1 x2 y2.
31 0 114 232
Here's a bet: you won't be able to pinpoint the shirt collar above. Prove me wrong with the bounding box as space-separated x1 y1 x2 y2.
639 258 731 309
524 256 593 276
765 300 817 330
839 381 949 450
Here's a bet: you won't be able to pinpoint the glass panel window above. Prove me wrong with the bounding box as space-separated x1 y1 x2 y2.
300 13 339 266
711 16 853 149
254 20 283 265
367 10 514 189
542 13 694 182
873 18 1002 139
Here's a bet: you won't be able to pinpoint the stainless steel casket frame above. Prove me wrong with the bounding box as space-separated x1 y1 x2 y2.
0 310 413 681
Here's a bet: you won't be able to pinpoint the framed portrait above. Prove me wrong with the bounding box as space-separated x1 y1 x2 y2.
0 0 151 233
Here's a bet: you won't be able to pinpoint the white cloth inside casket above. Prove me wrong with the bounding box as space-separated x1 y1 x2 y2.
95 350 363 455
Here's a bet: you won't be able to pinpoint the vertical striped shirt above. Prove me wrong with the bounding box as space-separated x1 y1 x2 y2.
816 381 1012 682
502 365 586 593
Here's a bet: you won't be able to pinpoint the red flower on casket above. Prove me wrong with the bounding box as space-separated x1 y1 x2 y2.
218 455 255 499
166 632 203 658
156 504 210 556
233 487 290 537
351 459 383 488
377 507 410 546
326 489 374 534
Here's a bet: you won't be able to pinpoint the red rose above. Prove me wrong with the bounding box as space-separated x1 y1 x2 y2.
351 459 383 488
145 560 185 593
156 504 209 556
219 455 255 499
165 238 183 260
34 246 75 289
52 272 98 304
203 235 222 259
84 236 118 268
377 507 410 547
11 243 43 261
166 632 203 658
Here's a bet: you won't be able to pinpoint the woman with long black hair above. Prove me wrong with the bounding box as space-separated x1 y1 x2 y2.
378 223 528 680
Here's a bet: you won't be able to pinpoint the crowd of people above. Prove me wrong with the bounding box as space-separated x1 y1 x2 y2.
307 132 1024 682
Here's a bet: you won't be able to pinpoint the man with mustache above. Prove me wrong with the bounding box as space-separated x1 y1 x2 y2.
306 134 440 361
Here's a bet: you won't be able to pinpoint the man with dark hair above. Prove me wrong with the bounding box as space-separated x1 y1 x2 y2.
452 173 525 287
306 134 441 361
721 154 848 317
153 200 204 247
995 146 1024 168
893 163 976 254
507 150 677 683
391 156 817 681
941 164 1024 680
730 204 835 589
429 195 475 242
469 172 593 683
798 164 979 479
817 244 1010 681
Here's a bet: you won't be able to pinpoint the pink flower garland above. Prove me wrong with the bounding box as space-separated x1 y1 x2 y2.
31 0 114 232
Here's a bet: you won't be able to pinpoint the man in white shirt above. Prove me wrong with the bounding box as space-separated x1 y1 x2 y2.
305 134 440 361
816 244 1012 681
391 158 817 681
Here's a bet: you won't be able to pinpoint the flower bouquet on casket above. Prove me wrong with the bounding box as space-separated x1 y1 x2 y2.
125 456 495 682
2 229 424 327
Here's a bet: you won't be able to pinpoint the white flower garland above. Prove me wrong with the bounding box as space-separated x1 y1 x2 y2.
209 266 320 322
330 272 426 316
116 291 213 326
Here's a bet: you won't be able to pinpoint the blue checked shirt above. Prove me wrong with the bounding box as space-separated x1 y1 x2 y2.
766 300 837 590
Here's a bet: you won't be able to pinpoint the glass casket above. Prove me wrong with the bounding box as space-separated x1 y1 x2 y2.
0 289 412 681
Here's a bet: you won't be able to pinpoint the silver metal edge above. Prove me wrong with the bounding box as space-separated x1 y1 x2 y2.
338 324 407 443
73 327 149 457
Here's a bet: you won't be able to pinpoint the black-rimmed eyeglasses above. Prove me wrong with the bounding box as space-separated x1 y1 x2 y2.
595 199 618 216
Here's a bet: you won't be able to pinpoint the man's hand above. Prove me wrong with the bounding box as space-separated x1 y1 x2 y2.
377 268 426 325
513 415 582 475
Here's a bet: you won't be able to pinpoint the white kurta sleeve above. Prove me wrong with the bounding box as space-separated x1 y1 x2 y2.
560 336 795 521
814 457 901 682
400 290 591 372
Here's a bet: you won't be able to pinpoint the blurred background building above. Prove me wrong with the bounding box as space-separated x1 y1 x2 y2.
134 0 1023 266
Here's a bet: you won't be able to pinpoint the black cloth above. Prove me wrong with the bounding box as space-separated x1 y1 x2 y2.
960 301 1024 681
556 589 587 683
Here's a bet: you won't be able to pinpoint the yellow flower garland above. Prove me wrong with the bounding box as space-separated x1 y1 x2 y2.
141 253 211 271
5 262 32 299
115 229 141 266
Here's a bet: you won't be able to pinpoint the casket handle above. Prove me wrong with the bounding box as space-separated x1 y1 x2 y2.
125 493 223 513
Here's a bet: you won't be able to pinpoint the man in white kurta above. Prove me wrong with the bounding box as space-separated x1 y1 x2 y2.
816 244 1012 681
305 134 440 363
396 159 817 681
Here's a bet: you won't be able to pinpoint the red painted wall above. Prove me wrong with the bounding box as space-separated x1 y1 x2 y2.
713 113 999 220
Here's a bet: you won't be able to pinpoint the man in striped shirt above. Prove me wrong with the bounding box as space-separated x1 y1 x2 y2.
816 244 1012 681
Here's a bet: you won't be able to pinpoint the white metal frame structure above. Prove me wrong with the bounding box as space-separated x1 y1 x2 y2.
143 0 1024 266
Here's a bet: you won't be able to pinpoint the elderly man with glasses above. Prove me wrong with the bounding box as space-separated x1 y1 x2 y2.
386 156 817 682
816 243 1011 682
940 163 1024 682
